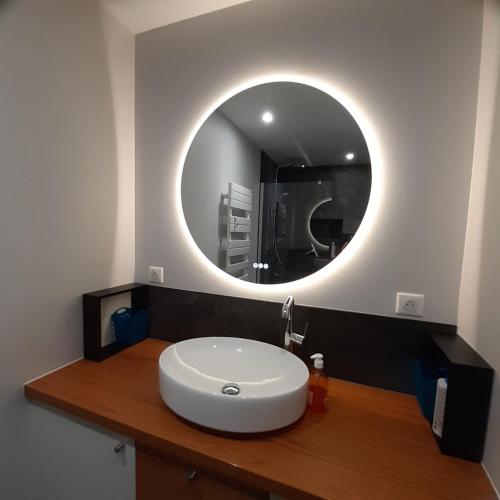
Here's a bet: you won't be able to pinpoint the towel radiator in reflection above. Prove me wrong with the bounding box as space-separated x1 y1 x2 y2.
222 182 252 280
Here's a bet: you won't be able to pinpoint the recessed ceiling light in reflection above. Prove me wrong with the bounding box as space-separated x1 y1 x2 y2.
261 111 273 124
345 152 355 160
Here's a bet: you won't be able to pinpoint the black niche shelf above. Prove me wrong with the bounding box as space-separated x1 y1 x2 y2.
425 331 494 462
83 283 149 361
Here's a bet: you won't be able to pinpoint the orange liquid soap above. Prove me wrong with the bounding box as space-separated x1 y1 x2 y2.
308 354 328 412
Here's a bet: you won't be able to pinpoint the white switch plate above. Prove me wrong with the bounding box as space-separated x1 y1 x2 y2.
148 266 164 283
395 292 424 317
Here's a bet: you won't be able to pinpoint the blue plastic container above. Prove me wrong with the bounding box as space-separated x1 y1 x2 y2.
111 307 149 345
413 359 448 422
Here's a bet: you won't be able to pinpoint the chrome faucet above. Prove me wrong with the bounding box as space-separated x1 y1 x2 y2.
282 296 308 350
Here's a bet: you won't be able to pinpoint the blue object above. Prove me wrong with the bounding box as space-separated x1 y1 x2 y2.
111 307 149 345
413 359 448 422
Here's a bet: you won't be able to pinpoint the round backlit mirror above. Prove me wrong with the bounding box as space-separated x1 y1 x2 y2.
181 81 371 284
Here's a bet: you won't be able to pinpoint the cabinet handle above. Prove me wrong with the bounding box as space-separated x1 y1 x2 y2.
186 469 198 482
114 441 125 454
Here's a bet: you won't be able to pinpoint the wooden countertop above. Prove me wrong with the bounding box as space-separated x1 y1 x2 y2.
25 339 495 500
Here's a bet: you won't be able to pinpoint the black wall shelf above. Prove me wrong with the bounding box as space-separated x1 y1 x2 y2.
83 283 149 361
425 331 494 462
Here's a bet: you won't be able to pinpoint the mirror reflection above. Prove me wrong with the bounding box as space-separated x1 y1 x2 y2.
181 82 371 284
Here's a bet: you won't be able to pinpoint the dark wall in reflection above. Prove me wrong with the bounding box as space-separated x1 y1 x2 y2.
259 158 371 284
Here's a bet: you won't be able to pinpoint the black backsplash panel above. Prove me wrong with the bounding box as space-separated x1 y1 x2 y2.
147 286 456 394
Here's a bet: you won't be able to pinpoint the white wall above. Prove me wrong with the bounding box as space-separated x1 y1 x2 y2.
0 1 135 498
181 110 260 281
136 0 482 324
458 0 500 492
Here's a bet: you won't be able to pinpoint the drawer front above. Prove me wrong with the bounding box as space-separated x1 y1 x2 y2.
137 446 266 500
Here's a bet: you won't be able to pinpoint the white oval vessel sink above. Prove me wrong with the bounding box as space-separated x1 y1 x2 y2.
159 337 309 433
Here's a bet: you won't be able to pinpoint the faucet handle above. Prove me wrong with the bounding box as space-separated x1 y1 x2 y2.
290 321 308 346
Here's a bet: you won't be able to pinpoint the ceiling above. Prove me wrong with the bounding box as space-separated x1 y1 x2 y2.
218 82 370 166
101 0 251 34
100 2 369 166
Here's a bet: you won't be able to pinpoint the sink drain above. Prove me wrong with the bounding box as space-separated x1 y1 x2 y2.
221 383 240 396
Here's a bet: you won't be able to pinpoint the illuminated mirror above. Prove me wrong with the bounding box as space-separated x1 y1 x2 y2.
181 82 371 284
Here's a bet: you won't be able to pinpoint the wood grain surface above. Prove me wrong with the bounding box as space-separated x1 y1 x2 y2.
25 339 495 500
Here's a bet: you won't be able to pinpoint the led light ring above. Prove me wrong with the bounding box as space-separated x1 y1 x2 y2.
306 197 333 252
175 73 384 293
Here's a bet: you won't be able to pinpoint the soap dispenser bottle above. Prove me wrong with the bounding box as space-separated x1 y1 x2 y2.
308 353 328 412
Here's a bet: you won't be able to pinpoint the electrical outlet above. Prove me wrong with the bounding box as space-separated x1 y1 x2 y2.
395 292 424 317
148 266 164 284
